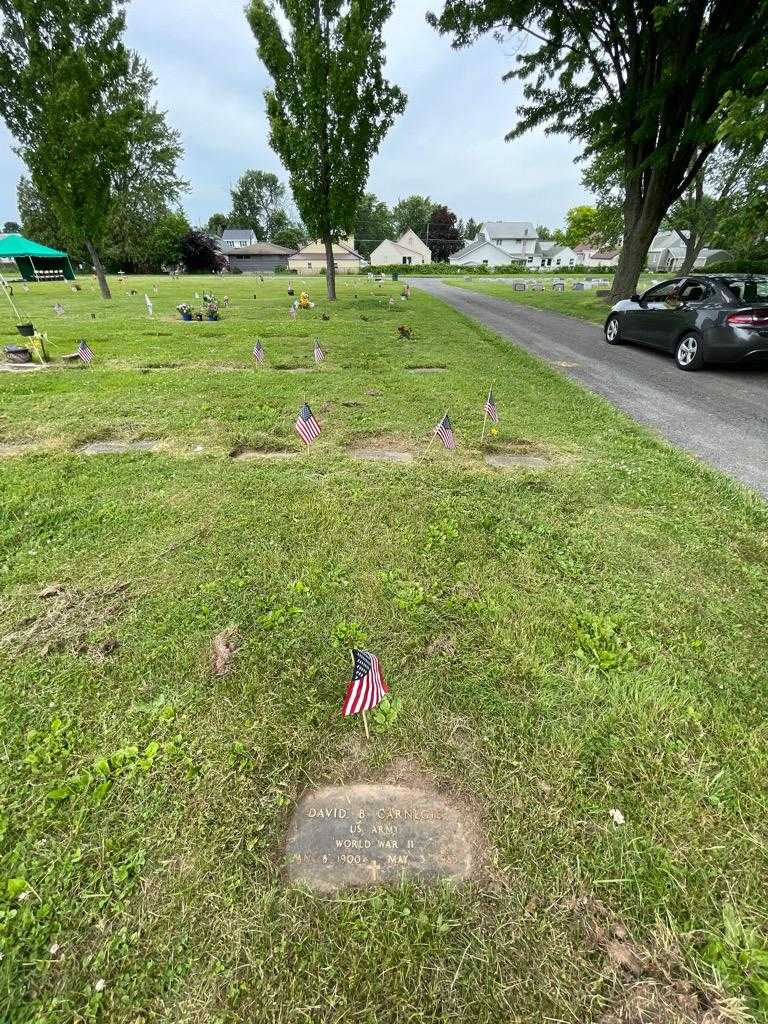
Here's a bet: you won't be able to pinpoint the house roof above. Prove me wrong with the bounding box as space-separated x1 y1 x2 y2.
371 239 425 259
592 248 619 260
451 238 514 261
226 242 296 256
221 228 256 241
536 242 573 257
290 239 365 261
481 221 537 239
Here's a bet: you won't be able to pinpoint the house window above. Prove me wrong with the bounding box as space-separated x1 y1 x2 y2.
482 259 488 266
307 262 312 268
402 256 411 265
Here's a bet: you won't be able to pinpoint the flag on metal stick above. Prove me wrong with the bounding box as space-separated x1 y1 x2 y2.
252 339 265 364
77 339 94 365
434 413 456 449
342 649 389 728
144 294 154 318
313 339 325 364
484 388 498 424
294 403 321 445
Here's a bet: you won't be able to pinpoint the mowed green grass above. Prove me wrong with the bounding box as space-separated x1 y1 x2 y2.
1 274 767 1023
445 273 672 324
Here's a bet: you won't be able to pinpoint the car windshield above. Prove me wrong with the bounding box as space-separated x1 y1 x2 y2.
724 277 768 303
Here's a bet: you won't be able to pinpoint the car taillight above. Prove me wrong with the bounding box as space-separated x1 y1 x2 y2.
727 308 768 327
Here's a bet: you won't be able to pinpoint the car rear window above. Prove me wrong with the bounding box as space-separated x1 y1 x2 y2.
725 278 768 302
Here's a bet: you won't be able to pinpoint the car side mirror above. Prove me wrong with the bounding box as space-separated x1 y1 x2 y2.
630 293 641 303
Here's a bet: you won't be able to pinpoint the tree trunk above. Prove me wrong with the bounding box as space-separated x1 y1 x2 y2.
324 236 337 301
610 206 666 301
85 239 111 300
679 233 702 275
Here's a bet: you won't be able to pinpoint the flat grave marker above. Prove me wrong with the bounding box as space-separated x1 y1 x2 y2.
285 783 474 892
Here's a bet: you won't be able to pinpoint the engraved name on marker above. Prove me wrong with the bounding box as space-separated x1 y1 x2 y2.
285 784 474 892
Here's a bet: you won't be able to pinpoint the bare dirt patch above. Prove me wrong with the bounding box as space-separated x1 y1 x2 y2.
567 897 741 1024
210 626 240 676
1 581 129 658
78 440 160 455
0 442 34 457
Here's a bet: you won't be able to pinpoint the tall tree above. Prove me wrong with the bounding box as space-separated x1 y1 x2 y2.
428 1 768 299
427 205 463 261
463 216 479 241
248 0 406 300
0 0 184 298
16 176 62 250
354 192 394 258
269 209 308 250
207 212 229 237
180 230 227 274
3 220 21 233
146 211 191 271
229 169 287 239
392 195 434 241
563 205 599 247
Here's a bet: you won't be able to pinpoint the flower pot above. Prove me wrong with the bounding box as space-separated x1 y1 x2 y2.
16 322 34 337
180 313 192 321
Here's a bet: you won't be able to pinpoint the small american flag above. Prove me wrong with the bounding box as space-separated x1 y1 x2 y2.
342 649 389 717
295 403 320 445
144 294 153 317
252 340 265 364
77 340 94 365
484 388 498 423
435 413 456 449
313 339 325 363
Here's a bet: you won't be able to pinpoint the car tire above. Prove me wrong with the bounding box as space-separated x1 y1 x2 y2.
604 315 622 345
675 332 704 371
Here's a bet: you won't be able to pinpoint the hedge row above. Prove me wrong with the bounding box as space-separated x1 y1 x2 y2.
363 262 619 276
705 259 768 274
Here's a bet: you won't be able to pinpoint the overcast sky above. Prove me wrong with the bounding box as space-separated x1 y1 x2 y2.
0 0 591 231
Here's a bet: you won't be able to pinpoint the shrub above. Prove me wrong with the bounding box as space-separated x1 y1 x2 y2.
363 262 617 276
705 259 768 274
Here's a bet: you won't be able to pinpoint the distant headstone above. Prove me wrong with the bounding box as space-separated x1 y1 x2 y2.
553 282 565 292
572 282 585 291
514 282 526 291
285 783 475 892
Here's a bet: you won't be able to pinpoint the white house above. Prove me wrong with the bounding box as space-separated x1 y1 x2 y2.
647 231 731 271
574 242 620 267
219 228 258 249
526 241 579 270
450 221 539 267
370 228 431 265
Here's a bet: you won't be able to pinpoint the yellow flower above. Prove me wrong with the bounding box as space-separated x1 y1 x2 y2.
490 427 498 436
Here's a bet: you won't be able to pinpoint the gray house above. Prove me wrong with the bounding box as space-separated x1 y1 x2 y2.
219 228 258 249
225 241 296 274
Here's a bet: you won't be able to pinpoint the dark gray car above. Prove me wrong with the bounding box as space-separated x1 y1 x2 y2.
604 274 768 370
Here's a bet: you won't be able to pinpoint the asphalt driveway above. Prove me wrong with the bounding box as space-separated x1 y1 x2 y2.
413 277 768 498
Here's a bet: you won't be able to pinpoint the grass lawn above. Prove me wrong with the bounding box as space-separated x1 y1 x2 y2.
1 273 767 1023
444 273 673 325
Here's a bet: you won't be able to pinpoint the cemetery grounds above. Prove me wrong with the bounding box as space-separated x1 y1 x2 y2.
445 272 676 323
1 274 767 1023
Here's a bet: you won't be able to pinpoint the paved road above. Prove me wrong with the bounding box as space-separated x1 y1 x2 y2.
414 277 768 498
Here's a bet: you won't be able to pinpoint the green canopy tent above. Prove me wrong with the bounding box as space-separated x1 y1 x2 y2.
0 234 75 282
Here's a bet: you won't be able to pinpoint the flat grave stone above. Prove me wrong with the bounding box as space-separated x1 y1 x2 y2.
513 282 527 291
485 452 551 470
79 440 159 456
231 448 299 461
285 783 474 892
350 448 413 464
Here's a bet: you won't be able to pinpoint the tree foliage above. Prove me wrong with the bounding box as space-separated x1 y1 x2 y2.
427 205 463 261
354 192 394 257
0 0 184 297
428 0 768 298
392 195 435 242
247 0 406 299
229 169 287 239
180 230 227 274
3 220 21 233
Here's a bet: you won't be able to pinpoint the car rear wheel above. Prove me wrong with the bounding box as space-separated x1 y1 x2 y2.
675 333 704 371
604 315 621 345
